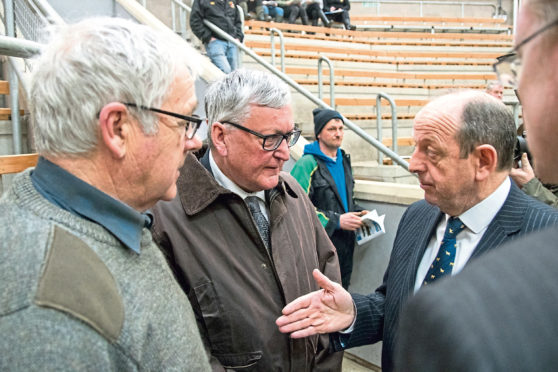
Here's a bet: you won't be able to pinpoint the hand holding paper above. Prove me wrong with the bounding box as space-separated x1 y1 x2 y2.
355 209 386 245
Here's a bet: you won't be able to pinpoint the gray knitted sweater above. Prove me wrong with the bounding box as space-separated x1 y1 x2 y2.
0 170 210 371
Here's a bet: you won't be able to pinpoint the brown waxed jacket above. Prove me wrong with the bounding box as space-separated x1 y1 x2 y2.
152 152 343 372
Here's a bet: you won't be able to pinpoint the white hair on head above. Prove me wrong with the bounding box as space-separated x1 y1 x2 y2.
204 68 291 147
30 17 199 156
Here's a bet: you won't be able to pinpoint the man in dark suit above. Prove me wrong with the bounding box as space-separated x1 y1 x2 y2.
276 89 558 372
395 1 558 370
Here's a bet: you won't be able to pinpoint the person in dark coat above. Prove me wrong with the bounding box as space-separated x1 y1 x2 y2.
152 69 344 371
323 0 355 30
190 0 243 73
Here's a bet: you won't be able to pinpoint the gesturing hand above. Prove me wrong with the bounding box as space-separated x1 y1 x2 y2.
276 269 355 338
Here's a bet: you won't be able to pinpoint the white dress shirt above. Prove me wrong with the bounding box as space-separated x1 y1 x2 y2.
209 150 268 220
413 177 511 293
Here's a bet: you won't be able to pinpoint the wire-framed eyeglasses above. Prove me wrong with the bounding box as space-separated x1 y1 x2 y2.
223 121 301 151
493 18 558 89
123 102 203 139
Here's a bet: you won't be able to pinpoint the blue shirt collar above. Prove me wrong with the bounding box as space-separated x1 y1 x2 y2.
30 157 151 254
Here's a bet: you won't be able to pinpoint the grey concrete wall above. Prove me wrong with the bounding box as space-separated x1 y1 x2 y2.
343 198 408 368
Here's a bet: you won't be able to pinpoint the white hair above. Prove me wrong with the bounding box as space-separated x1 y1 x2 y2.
204 69 291 147
30 17 199 156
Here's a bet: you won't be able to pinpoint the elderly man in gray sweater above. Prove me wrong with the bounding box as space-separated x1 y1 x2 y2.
0 18 210 370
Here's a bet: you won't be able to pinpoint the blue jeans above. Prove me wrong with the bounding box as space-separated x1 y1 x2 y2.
264 5 284 20
206 39 238 74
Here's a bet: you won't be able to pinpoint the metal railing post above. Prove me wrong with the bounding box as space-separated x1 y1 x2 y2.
5 0 22 154
270 28 285 73
376 93 398 165
171 1 177 34
318 56 335 110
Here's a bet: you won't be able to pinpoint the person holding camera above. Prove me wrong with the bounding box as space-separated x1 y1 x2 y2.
511 152 558 207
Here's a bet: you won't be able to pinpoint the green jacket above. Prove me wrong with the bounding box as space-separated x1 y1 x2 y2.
522 177 558 208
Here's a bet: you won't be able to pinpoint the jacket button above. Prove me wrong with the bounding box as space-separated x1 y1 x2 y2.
261 263 267 269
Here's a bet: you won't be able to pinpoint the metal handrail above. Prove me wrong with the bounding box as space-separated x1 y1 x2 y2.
0 35 42 58
269 28 285 73
376 93 398 165
172 0 410 171
352 0 500 18
317 56 334 110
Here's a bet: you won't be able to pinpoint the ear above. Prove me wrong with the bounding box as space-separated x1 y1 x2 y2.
211 122 228 156
473 144 498 181
99 102 130 159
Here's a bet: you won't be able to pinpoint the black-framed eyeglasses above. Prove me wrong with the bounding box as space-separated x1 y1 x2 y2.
493 18 558 89
223 121 301 151
123 102 203 139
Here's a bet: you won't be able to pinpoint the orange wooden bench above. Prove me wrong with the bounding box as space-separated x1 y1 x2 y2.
245 28 512 48
245 40 502 60
244 20 513 40
0 153 39 194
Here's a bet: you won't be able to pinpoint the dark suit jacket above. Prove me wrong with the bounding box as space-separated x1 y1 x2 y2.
331 180 558 372
395 226 558 372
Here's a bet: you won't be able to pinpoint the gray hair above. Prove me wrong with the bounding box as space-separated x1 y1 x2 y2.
31 17 199 156
204 69 291 147
486 81 503 92
456 95 516 171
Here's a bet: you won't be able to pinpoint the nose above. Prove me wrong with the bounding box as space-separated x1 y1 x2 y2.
408 148 424 174
184 135 202 153
273 137 291 161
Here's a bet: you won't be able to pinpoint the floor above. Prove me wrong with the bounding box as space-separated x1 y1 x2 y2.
342 354 380 372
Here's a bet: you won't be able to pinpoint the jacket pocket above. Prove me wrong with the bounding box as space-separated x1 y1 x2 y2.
217 351 263 370
193 280 229 350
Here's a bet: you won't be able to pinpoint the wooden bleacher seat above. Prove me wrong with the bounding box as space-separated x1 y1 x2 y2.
350 15 512 34
244 20 513 40
246 27 512 47
0 153 39 194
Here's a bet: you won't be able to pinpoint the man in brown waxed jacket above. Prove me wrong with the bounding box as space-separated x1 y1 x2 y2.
152 69 343 371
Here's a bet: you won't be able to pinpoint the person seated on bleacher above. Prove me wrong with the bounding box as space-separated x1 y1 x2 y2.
323 0 355 30
277 0 309 25
303 0 330 27
238 0 267 21
263 1 284 22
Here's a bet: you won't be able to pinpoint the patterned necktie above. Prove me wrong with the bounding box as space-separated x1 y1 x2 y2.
423 217 465 285
245 196 270 250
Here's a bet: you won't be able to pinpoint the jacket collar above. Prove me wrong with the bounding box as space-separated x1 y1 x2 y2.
177 151 298 216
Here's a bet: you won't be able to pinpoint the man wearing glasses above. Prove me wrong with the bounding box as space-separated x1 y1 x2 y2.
0 18 210 370
394 1 558 370
152 69 343 371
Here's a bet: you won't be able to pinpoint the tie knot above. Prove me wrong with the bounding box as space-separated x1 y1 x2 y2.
445 217 465 238
245 196 261 213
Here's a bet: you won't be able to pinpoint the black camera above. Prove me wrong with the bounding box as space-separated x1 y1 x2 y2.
514 135 531 162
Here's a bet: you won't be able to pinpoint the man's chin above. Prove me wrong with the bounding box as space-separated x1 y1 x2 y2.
161 185 178 202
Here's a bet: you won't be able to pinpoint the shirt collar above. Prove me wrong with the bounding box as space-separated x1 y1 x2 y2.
457 177 511 234
30 157 151 254
209 150 266 202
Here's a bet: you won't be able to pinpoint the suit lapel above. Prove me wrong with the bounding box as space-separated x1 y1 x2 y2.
472 181 526 259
